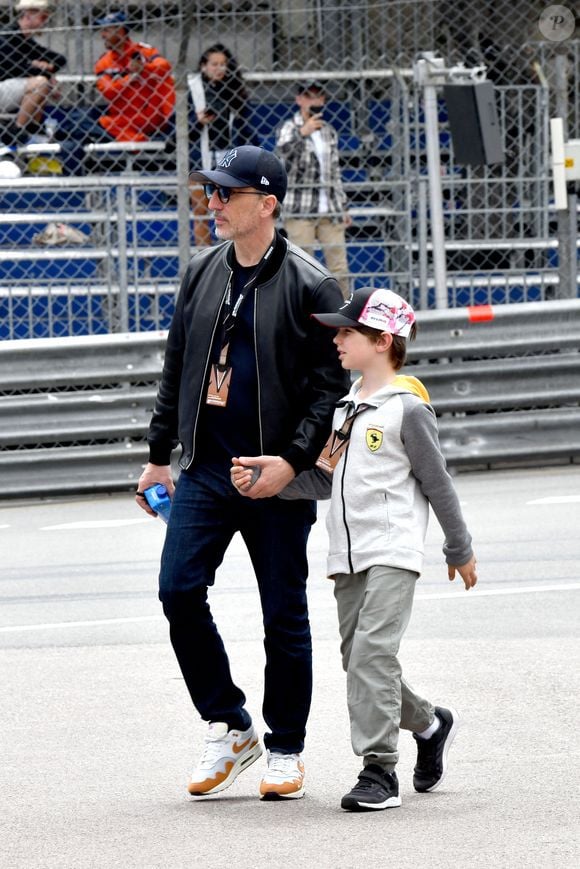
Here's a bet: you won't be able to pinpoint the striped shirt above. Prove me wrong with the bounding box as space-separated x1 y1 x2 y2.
276 111 347 217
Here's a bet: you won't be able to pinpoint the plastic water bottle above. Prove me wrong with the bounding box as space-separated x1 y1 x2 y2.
44 118 58 142
143 484 172 523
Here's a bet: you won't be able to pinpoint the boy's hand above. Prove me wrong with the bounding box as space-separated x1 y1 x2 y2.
230 461 255 492
231 456 295 498
448 555 478 590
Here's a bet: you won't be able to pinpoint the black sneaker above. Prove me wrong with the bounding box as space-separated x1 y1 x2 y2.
413 706 459 792
341 765 401 812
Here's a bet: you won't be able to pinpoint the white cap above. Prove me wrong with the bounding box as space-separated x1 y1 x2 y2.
15 0 53 12
0 160 22 179
312 287 416 337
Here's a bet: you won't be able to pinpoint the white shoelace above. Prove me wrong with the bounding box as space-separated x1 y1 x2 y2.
198 740 228 769
268 752 300 774
197 727 231 769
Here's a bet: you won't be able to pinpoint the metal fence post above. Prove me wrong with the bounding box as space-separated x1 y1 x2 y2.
417 177 429 309
116 183 129 333
553 46 575 299
415 54 448 309
175 1 196 281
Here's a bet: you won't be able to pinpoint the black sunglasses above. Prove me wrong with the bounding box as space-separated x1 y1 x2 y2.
203 184 267 204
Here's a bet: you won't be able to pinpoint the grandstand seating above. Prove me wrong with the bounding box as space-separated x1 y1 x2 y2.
2 91 570 340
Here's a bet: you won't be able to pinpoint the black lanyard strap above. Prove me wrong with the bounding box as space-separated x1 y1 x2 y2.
334 401 373 445
218 242 275 363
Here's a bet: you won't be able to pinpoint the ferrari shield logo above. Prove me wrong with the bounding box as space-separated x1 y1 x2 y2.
366 427 383 452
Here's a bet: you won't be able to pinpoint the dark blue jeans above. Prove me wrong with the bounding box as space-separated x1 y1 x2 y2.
158 463 316 753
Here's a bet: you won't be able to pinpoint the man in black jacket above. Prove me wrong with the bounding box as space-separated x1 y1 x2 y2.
136 145 347 801
0 0 65 146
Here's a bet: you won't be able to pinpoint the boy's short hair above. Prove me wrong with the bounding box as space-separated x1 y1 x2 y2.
356 323 417 371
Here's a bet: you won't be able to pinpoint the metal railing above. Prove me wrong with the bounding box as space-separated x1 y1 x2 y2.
1 299 578 499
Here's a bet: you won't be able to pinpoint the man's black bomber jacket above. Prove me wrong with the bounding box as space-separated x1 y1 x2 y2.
147 231 349 474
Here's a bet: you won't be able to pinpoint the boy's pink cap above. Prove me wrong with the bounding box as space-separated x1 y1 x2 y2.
312 287 416 337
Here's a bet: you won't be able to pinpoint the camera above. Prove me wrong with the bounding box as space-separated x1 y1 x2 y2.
309 105 326 120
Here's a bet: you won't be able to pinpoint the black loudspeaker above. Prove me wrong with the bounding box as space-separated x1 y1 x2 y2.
443 82 504 166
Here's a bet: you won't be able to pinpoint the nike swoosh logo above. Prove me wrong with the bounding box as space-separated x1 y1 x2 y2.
232 738 252 754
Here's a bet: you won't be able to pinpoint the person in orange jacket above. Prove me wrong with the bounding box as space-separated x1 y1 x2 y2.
94 10 175 142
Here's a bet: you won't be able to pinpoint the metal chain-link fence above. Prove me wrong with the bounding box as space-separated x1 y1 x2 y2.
0 1 578 338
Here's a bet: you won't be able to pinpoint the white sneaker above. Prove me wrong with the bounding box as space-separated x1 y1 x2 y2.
188 722 262 796
260 750 305 800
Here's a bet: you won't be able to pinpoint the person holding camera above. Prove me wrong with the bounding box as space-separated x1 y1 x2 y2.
188 44 254 247
276 81 352 298
94 10 175 143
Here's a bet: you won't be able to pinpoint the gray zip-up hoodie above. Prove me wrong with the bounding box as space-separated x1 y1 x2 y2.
326 379 473 577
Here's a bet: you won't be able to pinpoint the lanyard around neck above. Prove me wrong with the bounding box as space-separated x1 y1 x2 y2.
217 242 275 366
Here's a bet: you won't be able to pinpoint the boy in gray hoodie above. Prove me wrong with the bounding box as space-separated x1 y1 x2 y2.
312 287 478 812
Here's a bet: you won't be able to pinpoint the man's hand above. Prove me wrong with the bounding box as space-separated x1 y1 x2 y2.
231 456 295 499
135 462 174 516
196 109 215 125
448 555 478 590
30 60 55 73
300 114 324 137
128 54 145 75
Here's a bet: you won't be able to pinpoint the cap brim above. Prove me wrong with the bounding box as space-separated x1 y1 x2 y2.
311 312 358 328
189 168 248 188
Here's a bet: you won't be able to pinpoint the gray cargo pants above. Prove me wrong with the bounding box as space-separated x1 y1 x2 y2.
333 564 434 771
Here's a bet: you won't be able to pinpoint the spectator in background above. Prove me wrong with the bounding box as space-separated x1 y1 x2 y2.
188 43 254 247
94 10 175 143
276 81 352 298
0 0 65 147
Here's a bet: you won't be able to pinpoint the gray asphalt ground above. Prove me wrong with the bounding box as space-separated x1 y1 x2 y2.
1 465 579 869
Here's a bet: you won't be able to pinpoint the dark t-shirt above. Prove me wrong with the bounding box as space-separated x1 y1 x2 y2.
0 26 66 82
202 76 250 151
193 263 261 470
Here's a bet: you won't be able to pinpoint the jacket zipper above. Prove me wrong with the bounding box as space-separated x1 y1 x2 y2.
253 286 264 454
184 268 232 470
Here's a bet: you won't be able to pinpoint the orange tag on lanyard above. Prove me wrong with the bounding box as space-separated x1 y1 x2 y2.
315 404 371 473
206 362 232 407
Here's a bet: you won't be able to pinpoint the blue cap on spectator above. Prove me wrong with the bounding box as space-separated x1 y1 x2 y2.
96 10 128 28
190 146 288 203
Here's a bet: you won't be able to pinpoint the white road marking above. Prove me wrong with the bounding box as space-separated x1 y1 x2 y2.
527 495 580 505
0 524 10 529
417 583 580 600
40 518 152 530
0 615 162 633
0 583 578 634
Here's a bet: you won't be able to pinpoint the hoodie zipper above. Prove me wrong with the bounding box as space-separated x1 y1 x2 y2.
336 398 378 574
339 441 355 574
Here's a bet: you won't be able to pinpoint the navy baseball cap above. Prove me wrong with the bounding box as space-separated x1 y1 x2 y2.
190 146 287 203
96 10 128 27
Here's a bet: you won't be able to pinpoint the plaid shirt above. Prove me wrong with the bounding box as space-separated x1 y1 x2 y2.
276 111 347 217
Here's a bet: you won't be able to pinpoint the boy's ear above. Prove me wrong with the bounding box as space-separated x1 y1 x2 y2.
376 332 393 353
